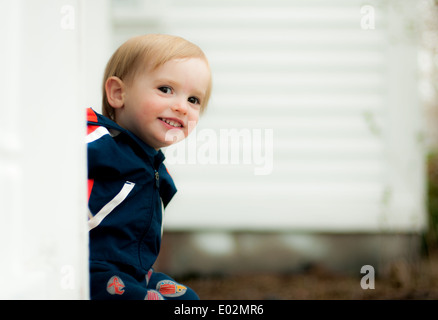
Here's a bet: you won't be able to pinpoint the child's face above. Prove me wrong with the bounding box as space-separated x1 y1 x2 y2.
115 58 210 149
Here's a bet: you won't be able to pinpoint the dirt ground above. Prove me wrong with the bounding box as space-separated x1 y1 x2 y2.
178 248 438 300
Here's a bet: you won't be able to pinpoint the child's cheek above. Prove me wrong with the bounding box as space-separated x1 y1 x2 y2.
187 120 198 137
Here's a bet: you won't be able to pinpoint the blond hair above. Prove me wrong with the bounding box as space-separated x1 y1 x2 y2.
102 34 212 121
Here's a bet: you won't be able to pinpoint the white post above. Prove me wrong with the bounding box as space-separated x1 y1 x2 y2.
0 0 89 299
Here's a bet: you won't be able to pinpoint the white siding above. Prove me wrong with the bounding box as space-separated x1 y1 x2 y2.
110 0 426 232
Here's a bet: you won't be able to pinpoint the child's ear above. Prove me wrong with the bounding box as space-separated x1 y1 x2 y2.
105 76 125 109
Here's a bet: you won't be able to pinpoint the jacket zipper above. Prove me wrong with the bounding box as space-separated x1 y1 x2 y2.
154 170 159 188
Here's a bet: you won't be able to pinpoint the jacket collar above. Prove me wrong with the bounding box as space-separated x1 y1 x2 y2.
87 108 165 168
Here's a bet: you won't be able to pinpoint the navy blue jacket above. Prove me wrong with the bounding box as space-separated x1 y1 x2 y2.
86 108 177 273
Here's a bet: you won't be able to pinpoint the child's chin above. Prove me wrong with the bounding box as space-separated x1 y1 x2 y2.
160 139 182 148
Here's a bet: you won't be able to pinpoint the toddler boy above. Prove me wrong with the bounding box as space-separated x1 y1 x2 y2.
86 34 212 300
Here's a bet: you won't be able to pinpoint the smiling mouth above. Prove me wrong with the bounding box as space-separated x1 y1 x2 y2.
159 117 183 128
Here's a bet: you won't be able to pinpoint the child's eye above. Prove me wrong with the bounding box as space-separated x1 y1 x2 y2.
188 96 200 105
158 86 172 94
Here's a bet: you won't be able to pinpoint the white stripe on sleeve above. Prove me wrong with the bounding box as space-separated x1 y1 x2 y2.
88 181 136 231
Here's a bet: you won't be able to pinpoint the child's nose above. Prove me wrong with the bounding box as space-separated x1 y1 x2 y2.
171 99 188 114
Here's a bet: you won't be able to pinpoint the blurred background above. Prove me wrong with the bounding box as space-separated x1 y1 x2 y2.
1 0 438 299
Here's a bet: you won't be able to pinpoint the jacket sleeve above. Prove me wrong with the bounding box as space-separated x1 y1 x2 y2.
86 109 126 222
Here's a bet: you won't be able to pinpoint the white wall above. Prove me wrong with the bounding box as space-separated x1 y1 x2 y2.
109 0 426 233
0 0 110 300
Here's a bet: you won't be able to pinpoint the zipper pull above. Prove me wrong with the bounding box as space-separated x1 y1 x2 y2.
154 170 159 188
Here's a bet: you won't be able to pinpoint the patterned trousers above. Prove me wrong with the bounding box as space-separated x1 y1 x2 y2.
90 261 199 300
